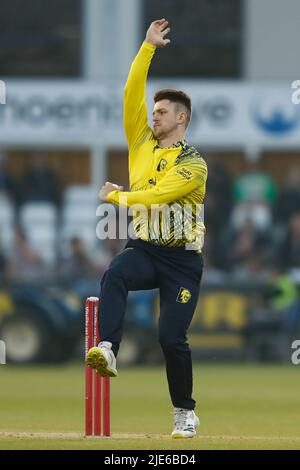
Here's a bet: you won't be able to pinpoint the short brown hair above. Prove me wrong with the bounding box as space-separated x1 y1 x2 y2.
153 89 192 128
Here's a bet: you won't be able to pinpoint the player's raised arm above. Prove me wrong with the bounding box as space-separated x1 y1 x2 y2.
123 19 171 149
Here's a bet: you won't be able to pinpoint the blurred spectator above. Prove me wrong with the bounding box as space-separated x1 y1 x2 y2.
233 160 278 205
102 237 124 259
20 153 61 206
219 217 271 270
202 231 226 282
59 237 99 280
0 237 9 280
202 256 226 284
96 238 126 277
0 253 6 279
7 227 47 281
276 212 300 269
205 156 233 233
57 237 124 300
245 267 300 361
232 160 278 231
231 254 270 282
275 168 300 223
0 152 16 203
263 266 299 312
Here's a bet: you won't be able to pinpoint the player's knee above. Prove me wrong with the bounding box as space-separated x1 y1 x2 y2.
102 264 127 284
158 334 180 352
159 332 190 354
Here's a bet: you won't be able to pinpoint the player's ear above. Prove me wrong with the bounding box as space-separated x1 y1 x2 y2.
177 112 186 125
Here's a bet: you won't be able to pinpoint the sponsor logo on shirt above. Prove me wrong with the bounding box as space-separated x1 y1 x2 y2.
176 167 193 180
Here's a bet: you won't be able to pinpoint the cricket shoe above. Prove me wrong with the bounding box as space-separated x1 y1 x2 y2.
171 408 200 438
85 341 118 377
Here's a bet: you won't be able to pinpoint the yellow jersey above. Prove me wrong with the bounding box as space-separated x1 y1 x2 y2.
107 41 207 250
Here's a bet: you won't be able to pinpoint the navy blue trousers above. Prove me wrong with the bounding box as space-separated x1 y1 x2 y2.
99 238 203 410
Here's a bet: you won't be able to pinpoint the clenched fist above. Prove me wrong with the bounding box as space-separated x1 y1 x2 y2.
99 182 124 202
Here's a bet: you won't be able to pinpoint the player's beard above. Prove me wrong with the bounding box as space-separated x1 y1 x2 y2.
153 126 163 140
153 123 175 140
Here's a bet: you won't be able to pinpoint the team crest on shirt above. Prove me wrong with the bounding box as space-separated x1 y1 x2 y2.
176 287 192 304
157 159 168 171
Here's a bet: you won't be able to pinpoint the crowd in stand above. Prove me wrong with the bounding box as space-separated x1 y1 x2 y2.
203 156 300 284
1 151 300 288
0 151 125 285
0 152 61 209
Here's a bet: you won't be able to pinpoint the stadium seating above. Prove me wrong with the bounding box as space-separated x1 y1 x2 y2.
63 185 98 207
60 185 99 254
20 202 58 265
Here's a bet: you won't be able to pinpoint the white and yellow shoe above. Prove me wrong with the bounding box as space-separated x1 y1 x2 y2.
85 341 118 377
171 408 200 439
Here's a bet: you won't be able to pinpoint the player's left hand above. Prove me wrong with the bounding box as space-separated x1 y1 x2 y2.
99 182 124 201
145 19 171 48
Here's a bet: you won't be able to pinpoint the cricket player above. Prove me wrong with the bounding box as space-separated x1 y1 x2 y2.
86 19 207 438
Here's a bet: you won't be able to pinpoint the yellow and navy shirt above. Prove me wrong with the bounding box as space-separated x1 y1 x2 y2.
107 41 207 250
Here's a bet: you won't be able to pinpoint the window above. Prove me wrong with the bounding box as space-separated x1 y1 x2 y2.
144 0 242 78
0 0 81 77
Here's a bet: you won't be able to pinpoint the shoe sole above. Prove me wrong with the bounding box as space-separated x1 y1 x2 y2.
85 347 117 378
171 433 196 439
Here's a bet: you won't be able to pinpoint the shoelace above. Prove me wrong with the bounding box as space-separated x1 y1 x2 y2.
173 409 192 430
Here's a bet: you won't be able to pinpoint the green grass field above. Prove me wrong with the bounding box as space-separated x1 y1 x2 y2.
0 363 300 450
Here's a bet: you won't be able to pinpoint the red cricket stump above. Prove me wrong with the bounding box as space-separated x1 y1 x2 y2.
85 297 110 437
